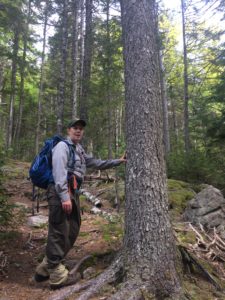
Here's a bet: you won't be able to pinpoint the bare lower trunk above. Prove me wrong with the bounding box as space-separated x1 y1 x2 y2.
171 97 179 151
7 29 19 149
0 60 5 127
114 107 120 211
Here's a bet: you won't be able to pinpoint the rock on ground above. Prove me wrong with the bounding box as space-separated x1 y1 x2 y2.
27 215 48 227
183 185 225 228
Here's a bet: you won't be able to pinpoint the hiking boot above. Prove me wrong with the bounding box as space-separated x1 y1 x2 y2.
34 256 50 282
49 263 81 289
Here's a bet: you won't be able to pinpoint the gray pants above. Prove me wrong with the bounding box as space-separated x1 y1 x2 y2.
46 184 81 267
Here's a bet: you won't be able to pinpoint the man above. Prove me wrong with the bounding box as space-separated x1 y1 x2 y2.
34 119 126 289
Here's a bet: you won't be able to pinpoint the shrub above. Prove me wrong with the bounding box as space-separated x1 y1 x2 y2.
167 149 225 190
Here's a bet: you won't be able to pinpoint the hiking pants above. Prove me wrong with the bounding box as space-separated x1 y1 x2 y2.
46 184 81 267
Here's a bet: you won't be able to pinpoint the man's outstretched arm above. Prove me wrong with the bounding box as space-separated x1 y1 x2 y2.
85 152 126 170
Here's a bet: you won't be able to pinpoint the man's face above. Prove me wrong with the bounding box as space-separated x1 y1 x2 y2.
67 124 84 144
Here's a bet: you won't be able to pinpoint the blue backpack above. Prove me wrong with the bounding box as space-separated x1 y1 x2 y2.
29 135 75 189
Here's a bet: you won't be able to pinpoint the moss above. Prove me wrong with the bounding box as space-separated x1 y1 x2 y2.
0 231 20 241
79 231 90 237
169 190 195 211
168 179 190 190
183 277 224 300
168 179 195 214
79 195 87 202
101 221 123 243
177 231 196 246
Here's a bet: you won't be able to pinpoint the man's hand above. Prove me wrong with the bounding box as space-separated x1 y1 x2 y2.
62 199 72 214
120 151 127 163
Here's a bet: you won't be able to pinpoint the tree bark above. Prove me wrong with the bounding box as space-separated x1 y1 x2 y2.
57 0 69 135
79 0 93 122
71 0 80 119
35 0 49 153
7 28 19 149
14 0 32 144
181 0 190 153
121 0 181 296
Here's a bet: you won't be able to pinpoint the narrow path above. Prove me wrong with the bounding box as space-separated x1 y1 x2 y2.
0 160 121 300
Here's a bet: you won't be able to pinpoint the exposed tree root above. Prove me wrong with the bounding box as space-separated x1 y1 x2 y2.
49 234 225 300
76 256 123 300
108 281 146 300
47 280 94 300
69 255 92 275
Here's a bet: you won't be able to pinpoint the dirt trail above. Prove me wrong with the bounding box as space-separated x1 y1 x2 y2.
0 160 121 300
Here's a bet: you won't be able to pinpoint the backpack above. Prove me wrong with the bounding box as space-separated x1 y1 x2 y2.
29 135 75 189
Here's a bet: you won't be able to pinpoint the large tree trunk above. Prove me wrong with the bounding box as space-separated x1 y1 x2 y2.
57 0 69 134
71 0 80 119
35 0 49 153
14 0 32 145
181 0 190 153
79 0 93 122
120 0 181 297
7 28 19 149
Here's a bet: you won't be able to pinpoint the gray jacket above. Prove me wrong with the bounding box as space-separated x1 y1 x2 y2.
52 137 122 202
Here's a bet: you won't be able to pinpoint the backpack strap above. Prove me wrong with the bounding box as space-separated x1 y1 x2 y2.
63 141 76 172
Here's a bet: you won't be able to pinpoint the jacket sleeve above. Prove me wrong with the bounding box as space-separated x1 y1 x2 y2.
52 142 70 203
84 152 122 170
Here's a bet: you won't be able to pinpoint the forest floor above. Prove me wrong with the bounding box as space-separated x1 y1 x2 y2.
0 160 225 300
0 160 123 300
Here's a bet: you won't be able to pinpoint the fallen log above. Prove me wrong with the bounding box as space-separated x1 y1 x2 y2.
84 175 116 182
80 189 102 208
179 245 222 291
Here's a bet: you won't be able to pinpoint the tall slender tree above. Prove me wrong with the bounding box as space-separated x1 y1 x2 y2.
105 0 113 159
7 28 19 149
14 0 32 144
79 0 93 122
159 52 170 154
36 0 49 153
71 0 80 119
57 0 69 134
181 0 190 152
78 0 85 104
